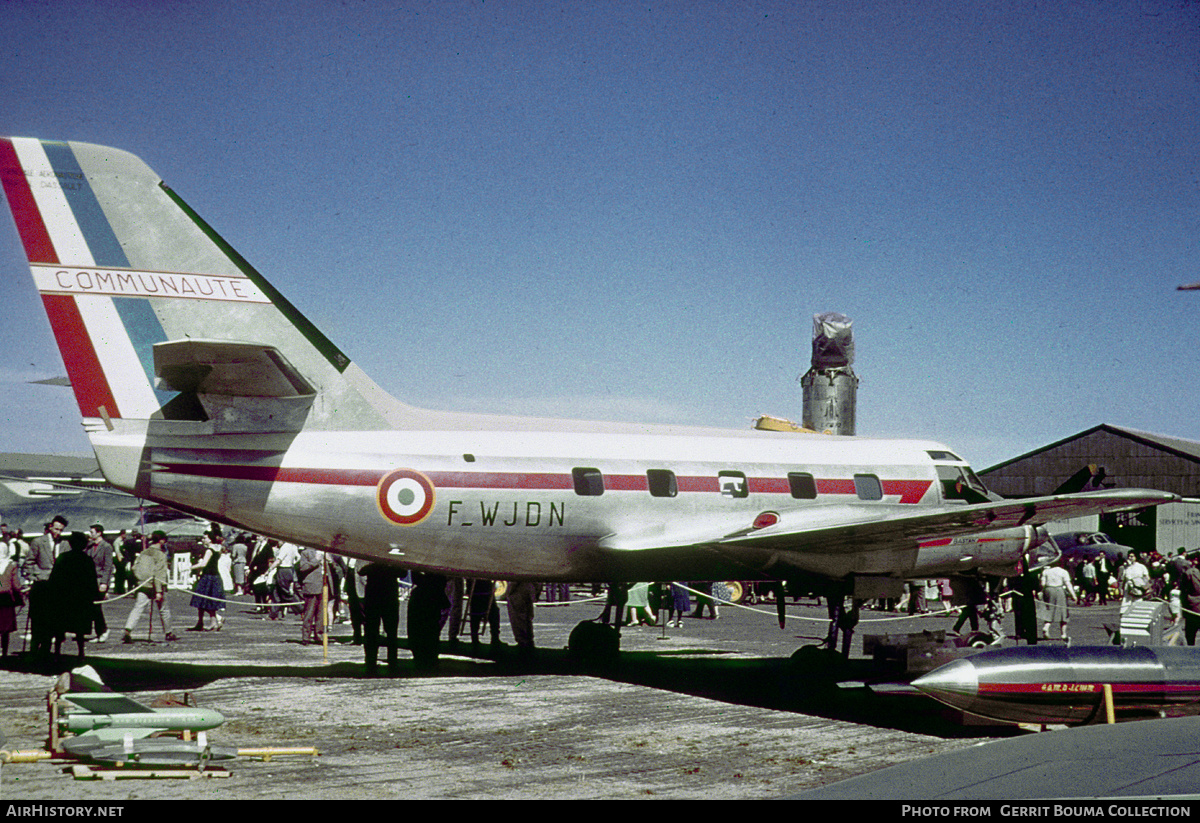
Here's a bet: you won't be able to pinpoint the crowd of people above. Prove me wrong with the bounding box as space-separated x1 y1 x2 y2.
930 546 1200 646
0 516 528 672
4 514 1200 672
0 514 718 671
0 515 111 661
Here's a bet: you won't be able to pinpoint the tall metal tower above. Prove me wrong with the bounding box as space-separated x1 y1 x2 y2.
800 312 859 435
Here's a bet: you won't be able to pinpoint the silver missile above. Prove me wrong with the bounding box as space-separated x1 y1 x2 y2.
912 645 1200 725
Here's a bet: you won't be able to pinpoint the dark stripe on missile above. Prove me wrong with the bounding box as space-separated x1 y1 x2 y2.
978 683 1200 695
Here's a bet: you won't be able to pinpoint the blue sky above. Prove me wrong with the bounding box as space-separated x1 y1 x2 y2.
0 0 1197 471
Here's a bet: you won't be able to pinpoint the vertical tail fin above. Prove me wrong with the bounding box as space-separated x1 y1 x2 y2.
0 138 397 433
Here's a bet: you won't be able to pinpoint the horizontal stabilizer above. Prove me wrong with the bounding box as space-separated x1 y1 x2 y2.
153 339 316 432
154 339 315 398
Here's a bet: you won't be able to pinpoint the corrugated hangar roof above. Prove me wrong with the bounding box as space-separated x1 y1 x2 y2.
980 424 1200 499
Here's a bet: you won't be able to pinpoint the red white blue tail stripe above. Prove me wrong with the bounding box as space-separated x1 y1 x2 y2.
0 138 265 420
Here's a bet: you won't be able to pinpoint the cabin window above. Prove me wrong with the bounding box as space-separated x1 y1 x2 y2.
788 472 818 499
572 467 604 496
647 469 678 498
718 471 748 499
854 474 883 501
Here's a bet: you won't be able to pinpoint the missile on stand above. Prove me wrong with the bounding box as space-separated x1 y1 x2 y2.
912 645 1200 725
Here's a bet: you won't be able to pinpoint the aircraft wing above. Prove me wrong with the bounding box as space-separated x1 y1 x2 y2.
714 488 1178 555
603 488 1176 555
0 477 204 536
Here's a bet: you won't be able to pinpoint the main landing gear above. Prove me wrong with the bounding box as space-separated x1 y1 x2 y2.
568 583 628 667
825 594 862 659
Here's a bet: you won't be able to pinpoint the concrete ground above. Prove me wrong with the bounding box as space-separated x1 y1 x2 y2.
0 586 1132 800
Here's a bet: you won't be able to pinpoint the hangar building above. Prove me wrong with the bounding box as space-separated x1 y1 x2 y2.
980 424 1200 556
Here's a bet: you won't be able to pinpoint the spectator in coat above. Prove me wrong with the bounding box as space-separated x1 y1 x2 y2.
49 531 100 660
0 541 23 659
122 531 177 642
298 547 325 644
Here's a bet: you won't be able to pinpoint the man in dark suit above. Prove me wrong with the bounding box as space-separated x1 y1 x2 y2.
22 515 66 584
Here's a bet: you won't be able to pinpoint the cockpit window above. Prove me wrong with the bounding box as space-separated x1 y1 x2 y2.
937 465 990 503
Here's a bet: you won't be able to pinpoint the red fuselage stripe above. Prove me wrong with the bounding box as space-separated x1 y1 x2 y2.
154 463 932 501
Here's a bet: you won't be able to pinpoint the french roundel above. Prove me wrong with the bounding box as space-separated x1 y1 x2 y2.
377 469 436 526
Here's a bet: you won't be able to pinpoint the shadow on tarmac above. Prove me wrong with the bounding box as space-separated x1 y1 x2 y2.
2 636 1017 742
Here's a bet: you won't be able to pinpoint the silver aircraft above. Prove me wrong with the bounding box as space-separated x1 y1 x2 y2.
0 460 202 538
0 138 1177 630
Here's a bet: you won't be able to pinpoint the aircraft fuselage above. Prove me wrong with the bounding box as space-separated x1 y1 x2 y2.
2 138 1175 593
90 420 1015 583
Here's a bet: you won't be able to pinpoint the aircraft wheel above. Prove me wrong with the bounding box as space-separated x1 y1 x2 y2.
568 621 620 668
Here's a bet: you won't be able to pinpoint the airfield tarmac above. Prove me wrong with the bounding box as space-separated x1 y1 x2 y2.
0 587 1122 800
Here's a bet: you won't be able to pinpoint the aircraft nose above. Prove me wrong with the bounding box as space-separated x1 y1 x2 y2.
912 658 979 710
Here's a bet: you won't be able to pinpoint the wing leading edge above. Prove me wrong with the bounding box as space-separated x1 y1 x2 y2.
602 488 1176 555
716 487 1178 556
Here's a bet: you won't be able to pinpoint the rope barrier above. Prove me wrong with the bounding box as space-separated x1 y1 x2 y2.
94 578 152 604
17 568 1200 637
531 582 971 624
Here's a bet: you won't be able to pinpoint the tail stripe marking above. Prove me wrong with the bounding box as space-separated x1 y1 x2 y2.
41 294 120 419
9 140 127 416
75 295 161 417
38 141 130 268
37 291 163 420
112 296 175 410
9 139 94 266
8 140 165 419
0 138 58 264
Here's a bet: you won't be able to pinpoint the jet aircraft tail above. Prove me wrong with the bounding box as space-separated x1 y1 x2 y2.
0 137 407 437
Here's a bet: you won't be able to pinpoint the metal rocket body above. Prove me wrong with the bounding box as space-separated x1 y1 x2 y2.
913 645 1200 725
